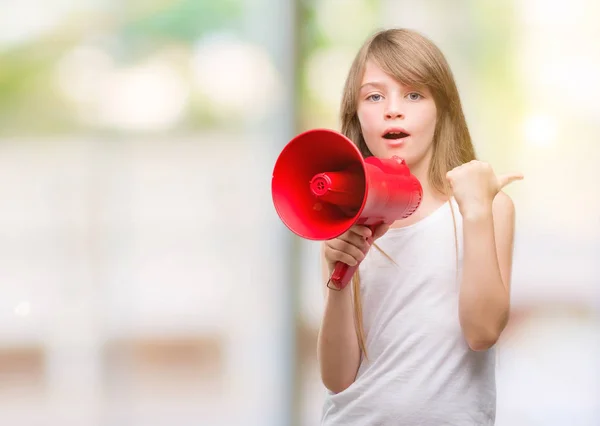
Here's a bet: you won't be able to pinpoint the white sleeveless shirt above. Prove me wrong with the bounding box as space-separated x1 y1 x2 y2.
321 199 496 425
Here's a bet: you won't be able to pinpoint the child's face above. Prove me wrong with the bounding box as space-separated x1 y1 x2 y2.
356 60 437 169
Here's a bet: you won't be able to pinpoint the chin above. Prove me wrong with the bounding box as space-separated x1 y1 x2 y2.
379 147 412 162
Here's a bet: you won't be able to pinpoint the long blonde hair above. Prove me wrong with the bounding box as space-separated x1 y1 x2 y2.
340 28 476 359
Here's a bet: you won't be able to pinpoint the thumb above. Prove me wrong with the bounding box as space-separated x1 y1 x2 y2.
497 173 524 189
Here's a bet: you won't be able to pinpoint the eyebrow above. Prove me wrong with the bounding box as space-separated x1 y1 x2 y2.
359 81 386 91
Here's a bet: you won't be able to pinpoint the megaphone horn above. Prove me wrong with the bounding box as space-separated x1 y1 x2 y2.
272 129 422 289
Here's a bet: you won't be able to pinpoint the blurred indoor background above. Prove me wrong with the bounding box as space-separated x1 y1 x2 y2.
0 0 598 425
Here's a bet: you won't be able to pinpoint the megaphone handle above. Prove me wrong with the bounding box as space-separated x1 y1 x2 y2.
328 224 378 291
328 262 358 290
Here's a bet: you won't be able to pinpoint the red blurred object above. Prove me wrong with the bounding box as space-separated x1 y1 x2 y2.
271 129 423 289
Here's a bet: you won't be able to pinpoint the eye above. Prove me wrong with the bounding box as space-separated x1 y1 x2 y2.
366 93 383 102
407 92 422 101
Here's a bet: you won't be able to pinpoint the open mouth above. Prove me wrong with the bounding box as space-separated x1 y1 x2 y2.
383 131 409 140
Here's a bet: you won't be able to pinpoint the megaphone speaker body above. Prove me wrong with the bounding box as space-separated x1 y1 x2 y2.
272 129 423 289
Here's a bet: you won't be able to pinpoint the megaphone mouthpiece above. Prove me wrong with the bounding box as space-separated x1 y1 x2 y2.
309 170 365 210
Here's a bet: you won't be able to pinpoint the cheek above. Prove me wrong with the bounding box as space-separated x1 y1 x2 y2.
427 105 438 130
357 108 378 134
427 116 437 136
416 107 437 135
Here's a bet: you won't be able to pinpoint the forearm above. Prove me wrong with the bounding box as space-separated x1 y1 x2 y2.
317 286 361 393
459 208 510 351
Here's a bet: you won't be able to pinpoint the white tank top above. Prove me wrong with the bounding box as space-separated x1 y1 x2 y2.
321 199 496 425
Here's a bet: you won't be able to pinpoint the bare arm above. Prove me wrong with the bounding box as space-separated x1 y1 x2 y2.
459 191 516 351
316 223 390 392
316 243 361 394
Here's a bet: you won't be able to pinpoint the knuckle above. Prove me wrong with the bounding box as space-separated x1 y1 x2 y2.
354 234 367 246
341 242 358 257
351 227 366 238
340 240 353 251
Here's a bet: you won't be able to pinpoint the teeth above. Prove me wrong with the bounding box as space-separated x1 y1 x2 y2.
384 131 408 139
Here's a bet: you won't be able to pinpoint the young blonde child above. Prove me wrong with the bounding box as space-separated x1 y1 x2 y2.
318 28 522 425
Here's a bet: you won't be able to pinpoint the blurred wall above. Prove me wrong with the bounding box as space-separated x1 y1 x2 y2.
0 1 299 425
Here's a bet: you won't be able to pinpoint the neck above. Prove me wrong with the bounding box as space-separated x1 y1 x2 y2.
409 154 446 203
391 155 447 228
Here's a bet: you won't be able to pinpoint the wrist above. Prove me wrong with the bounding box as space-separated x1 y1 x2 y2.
325 283 353 304
459 201 493 222
326 277 352 292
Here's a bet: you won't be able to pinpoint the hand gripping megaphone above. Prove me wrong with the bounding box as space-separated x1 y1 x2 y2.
271 129 423 290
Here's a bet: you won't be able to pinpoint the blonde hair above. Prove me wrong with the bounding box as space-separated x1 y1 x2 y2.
340 28 477 359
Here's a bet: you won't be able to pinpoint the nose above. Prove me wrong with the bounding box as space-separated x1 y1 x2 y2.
384 98 404 120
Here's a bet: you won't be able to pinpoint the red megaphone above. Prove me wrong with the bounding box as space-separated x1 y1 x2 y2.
271 129 423 289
